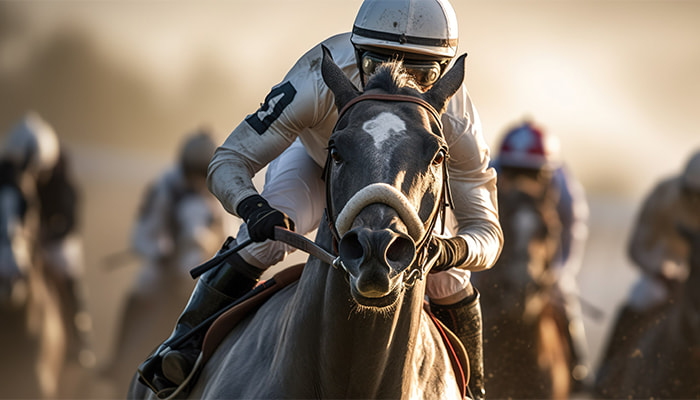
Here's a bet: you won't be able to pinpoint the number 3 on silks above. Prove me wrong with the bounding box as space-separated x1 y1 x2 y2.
245 82 297 135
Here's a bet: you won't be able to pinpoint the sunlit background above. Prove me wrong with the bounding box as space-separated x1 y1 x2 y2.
1 0 698 396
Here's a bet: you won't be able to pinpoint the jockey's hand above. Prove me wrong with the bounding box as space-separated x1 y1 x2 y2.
428 236 469 273
237 195 295 242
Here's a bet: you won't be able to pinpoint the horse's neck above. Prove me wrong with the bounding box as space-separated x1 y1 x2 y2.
280 230 430 395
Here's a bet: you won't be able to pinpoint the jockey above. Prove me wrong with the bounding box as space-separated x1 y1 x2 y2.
130 129 225 272
138 1 504 399
490 119 592 390
1 111 94 367
596 149 700 390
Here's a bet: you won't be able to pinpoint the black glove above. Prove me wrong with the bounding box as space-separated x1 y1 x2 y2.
428 236 469 272
237 195 295 243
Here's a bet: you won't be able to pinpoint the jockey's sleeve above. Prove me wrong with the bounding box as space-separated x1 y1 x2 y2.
208 40 351 218
553 166 589 274
628 178 689 278
441 86 503 272
131 173 175 260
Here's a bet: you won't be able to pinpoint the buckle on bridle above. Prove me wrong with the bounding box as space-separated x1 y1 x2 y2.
403 244 439 287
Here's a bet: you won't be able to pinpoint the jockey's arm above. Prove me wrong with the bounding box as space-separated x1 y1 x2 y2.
441 89 503 273
627 180 685 281
552 166 589 276
208 42 343 220
131 177 175 261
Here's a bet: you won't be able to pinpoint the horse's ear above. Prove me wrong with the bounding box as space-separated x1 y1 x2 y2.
321 45 360 111
423 53 467 114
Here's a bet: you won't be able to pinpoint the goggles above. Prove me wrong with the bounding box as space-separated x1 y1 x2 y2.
360 52 443 87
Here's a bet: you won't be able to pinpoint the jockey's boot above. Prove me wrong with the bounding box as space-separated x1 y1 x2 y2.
137 249 264 398
431 290 485 400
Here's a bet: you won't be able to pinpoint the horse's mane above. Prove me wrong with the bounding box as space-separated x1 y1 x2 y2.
364 61 423 94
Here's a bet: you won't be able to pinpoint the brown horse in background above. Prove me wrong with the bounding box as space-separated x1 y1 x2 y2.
472 176 571 399
0 160 67 399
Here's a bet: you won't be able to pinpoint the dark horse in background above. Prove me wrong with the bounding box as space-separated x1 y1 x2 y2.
130 47 471 399
471 175 571 399
595 225 700 399
0 160 67 399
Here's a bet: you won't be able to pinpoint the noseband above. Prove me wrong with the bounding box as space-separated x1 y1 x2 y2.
323 93 453 285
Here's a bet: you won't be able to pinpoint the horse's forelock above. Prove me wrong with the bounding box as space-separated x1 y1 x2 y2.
364 62 422 94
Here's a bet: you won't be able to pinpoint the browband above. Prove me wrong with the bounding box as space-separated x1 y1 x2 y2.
335 94 444 133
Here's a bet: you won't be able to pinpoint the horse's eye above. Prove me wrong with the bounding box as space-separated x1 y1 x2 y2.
330 147 343 164
432 149 446 166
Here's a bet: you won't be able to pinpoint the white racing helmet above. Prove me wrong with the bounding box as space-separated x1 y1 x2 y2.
351 0 459 87
681 150 700 193
2 111 60 175
351 0 459 59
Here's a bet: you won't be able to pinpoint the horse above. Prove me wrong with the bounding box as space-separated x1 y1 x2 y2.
471 175 571 399
129 46 470 399
0 160 67 399
104 190 226 394
595 224 700 399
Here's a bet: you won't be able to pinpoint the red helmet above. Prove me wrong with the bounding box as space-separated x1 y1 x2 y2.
497 121 561 170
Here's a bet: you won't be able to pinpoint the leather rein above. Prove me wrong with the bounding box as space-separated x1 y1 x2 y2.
323 93 453 285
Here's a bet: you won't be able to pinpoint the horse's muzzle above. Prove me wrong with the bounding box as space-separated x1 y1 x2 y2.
339 226 415 303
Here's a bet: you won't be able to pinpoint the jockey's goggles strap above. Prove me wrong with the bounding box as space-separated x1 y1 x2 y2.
335 94 444 135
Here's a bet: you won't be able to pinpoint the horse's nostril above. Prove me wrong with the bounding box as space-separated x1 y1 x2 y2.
386 236 413 263
385 235 415 272
339 232 364 261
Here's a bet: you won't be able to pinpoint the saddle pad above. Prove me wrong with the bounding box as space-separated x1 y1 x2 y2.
424 302 470 400
201 264 305 364
200 265 468 399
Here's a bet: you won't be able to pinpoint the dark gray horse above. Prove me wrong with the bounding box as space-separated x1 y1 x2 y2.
129 46 468 399
595 225 700 399
0 160 66 399
471 176 571 399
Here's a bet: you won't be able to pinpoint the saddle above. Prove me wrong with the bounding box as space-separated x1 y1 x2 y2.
199 264 469 399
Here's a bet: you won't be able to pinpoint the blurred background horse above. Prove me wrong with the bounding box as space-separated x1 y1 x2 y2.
101 181 226 395
0 160 67 399
472 176 572 399
595 225 700 399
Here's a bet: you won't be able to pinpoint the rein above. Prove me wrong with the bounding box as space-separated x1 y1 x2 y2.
324 92 450 285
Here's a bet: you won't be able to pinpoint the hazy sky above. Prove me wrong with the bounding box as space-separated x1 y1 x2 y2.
1 0 699 197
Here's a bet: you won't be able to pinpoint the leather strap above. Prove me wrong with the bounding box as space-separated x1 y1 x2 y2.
274 227 338 266
336 93 444 133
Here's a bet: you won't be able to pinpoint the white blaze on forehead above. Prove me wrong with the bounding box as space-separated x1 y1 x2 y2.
362 112 406 151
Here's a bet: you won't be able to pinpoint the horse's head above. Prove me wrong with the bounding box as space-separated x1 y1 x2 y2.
0 161 34 308
320 46 465 309
481 176 561 319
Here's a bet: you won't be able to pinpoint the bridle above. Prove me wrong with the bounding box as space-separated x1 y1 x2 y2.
323 93 453 285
